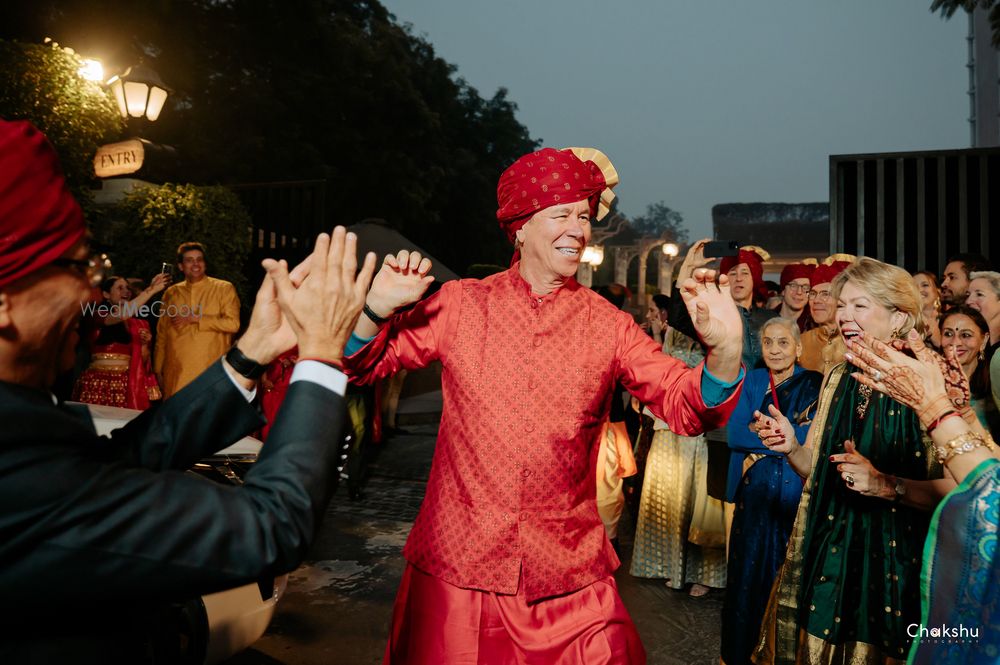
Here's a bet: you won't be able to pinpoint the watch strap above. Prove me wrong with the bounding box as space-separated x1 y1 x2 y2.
225 345 267 379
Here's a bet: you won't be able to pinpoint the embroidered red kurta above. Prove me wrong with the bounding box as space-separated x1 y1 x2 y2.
345 267 742 602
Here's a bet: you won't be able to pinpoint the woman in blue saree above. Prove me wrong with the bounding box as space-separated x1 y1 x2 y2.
722 317 822 665
838 329 1000 664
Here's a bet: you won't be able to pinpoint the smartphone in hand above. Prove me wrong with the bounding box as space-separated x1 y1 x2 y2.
703 241 739 258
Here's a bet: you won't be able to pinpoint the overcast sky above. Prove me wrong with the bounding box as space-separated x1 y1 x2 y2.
381 0 970 240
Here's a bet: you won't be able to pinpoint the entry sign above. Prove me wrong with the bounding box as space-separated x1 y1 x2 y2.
94 139 144 177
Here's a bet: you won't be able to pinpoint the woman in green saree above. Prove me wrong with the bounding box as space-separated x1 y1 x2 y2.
752 258 956 664
843 327 1000 664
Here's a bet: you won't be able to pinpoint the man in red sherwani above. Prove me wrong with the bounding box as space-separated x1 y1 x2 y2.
343 148 746 664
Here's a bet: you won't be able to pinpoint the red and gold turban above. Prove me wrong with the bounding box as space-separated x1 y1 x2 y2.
720 246 771 302
779 261 816 289
0 119 85 289
496 147 618 244
720 248 766 286
810 254 855 287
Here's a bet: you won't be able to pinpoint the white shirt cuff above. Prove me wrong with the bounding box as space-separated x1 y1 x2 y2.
223 364 258 402
290 360 348 397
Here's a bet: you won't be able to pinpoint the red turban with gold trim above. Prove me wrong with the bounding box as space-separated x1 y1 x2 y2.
779 263 816 289
496 147 614 244
0 120 85 289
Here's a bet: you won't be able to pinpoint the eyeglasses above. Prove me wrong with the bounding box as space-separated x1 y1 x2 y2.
808 290 833 301
785 283 810 294
51 253 113 288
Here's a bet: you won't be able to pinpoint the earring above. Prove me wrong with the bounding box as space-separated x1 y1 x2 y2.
980 348 986 361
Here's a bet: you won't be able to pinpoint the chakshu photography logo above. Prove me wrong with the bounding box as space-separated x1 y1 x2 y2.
908 622 981 643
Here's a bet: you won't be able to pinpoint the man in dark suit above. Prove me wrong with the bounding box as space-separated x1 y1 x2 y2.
0 119 376 662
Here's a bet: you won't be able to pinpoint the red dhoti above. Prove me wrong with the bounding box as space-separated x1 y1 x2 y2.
384 564 646 664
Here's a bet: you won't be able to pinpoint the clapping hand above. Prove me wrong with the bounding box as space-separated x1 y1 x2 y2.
845 329 968 425
754 405 798 455
263 227 377 362
829 440 887 497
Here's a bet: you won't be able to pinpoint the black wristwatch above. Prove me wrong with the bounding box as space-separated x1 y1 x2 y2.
225 345 267 379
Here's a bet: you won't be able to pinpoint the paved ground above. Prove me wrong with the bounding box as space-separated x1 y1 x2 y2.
229 419 724 665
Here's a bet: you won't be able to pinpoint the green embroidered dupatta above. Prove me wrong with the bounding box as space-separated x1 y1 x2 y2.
755 365 943 665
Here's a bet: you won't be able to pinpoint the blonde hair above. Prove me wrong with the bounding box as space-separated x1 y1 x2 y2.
760 316 801 345
831 257 924 335
969 271 1000 299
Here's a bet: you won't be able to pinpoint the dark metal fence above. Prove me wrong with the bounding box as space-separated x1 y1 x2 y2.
830 148 1000 274
229 179 328 269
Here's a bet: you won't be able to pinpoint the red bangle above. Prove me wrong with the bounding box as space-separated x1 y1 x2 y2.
297 357 344 371
926 410 960 434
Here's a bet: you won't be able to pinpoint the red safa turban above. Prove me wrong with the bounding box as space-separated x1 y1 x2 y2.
810 260 852 287
780 263 816 289
0 119 85 289
496 148 612 244
720 249 765 292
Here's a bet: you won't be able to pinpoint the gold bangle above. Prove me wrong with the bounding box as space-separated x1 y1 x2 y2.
935 431 987 464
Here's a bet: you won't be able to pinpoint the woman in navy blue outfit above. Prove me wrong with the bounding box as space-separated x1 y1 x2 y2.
721 317 822 665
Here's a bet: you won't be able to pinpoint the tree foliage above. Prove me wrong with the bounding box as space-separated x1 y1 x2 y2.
623 201 689 243
1 0 539 274
0 38 123 210
101 184 253 307
931 0 1000 46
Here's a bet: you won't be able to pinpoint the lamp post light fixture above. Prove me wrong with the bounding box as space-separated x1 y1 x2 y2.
662 242 679 259
78 58 104 82
107 64 171 122
582 245 604 267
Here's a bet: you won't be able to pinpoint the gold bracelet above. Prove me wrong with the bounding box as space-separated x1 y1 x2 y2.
935 431 987 464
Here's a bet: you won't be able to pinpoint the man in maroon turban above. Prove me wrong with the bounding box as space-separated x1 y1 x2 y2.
772 261 816 332
344 147 747 664
799 255 854 375
0 118 373 661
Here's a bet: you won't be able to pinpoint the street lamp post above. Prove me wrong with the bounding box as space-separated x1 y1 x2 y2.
659 242 681 295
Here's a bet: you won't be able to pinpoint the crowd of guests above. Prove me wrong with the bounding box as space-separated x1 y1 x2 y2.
617 246 999 664
6 116 996 664
76 232 997 665
68 241 240 410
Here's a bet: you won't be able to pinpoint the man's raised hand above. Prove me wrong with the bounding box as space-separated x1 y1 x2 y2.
365 249 435 319
263 226 377 362
678 268 743 383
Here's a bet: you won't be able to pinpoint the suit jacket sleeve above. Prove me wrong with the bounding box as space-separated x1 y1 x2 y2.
0 377 345 607
92 360 264 471
613 311 741 436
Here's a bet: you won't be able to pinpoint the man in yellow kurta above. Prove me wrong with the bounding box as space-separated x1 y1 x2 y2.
154 242 240 397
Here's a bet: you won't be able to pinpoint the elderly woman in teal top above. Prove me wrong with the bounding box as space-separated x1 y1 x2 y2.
722 317 822 665
841 325 1000 664
753 258 954 665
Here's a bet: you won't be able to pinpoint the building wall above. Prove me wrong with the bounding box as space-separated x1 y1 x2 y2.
830 148 1000 274
970 7 1000 147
